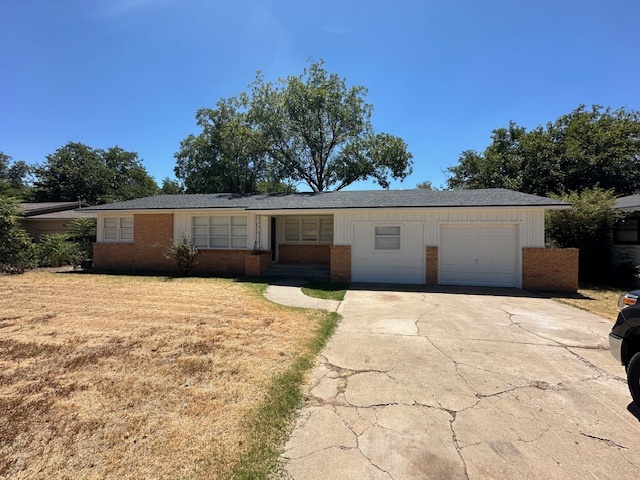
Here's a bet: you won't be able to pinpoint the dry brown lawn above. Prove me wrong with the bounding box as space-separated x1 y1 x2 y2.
0 270 323 479
547 284 627 321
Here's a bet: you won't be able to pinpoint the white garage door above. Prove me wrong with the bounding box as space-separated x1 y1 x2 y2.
352 223 424 284
440 224 518 287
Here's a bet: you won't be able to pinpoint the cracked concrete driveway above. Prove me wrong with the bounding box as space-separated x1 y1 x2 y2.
282 286 640 480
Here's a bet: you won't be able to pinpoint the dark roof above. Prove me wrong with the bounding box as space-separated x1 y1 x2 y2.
18 202 85 216
615 194 640 212
24 209 96 220
85 189 570 212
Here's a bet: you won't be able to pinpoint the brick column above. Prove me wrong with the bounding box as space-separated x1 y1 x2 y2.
426 246 438 286
330 245 351 283
245 251 272 277
522 247 579 292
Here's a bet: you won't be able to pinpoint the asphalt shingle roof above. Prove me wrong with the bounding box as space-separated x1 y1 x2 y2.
25 209 97 220
85 189 569 212
614 194 640 212
18 202 84 216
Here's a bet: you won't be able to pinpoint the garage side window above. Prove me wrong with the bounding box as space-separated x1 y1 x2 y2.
192 216 247 249
374 226 400 250
103 217 133 242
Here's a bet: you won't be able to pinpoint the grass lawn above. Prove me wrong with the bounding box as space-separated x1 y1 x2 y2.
0 270 336 479
300 282 348 301
546 283 628 321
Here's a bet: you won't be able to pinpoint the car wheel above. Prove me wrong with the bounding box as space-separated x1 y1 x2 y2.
627 352 640 406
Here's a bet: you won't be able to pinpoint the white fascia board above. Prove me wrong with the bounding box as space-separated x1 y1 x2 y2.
94 209 176 215
250 205 569 215
249 208 338 215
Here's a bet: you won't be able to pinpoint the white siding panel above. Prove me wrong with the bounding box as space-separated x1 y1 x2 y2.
352 222 424 284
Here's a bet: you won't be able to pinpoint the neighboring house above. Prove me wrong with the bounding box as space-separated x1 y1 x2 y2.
612 195 640 284
86 188 578 291
18 202 97 241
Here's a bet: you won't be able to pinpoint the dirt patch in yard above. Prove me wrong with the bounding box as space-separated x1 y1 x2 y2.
0 271 322 479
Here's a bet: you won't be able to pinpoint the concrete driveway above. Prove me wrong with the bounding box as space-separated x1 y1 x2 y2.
282 286 640 480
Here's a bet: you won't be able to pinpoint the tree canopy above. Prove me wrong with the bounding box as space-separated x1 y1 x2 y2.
447 105 640 196
32 142 158 204
546 187 621 281
175 60 413 193
0 152 31 199
175 98 270 193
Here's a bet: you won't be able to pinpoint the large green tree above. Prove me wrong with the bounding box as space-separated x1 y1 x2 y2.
447 105 640 196
175 98 269 193
32 142 158 204
176 61 413 192
546 187 621 281
0 152 31 199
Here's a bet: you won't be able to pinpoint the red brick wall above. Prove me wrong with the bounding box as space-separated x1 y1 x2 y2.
330 246 351 283
93 214 175 272
426 246 438 286
279 244 330 264
193 250 247 276
522 248 579 292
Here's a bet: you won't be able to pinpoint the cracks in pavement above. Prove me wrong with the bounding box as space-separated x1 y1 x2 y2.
579 432 629 450
285 295 640 479
500 307 622 384
566 348 626 383
500 307 564 346
414 294 440 336
422 334 478 395
446 409 470 480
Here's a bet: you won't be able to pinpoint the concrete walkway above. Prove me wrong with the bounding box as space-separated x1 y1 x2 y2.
278 286 640 480
263 279 341 312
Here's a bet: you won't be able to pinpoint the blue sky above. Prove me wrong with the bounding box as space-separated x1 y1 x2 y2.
1 0 638 191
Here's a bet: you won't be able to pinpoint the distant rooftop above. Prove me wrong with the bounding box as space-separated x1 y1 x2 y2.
85 188 570 212
18 202 84 216
615 194 640 212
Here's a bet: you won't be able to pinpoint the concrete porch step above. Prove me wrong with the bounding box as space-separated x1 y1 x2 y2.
263 263 330 282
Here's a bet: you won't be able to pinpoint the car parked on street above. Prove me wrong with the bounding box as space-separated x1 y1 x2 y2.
609 290 640 405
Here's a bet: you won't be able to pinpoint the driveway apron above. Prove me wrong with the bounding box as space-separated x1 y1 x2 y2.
282 287 640 480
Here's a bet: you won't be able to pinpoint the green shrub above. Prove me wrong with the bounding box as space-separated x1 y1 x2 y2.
68 217 96 259
165 233 199 276
0 196 36 274
37 233 83 267
546 187 621 282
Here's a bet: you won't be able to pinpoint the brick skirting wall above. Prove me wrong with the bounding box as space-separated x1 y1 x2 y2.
192 249 247 276
522 247 579 292
93 213 175 273
426 246 438 286
278 244 330 264
330 245 351 283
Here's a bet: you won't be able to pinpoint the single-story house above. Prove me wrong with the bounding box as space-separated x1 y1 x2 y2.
86 188 577 291
18 202 97 241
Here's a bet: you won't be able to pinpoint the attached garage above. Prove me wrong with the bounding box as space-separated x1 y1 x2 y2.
89 188 576 291
439 224 520 287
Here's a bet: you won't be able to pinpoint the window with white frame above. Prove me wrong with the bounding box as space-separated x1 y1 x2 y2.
283 216 333 244
192 215 247 249
103 217 134 242
374 225 401 250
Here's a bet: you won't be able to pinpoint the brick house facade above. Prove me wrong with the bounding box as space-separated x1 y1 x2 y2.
88 189 578 291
